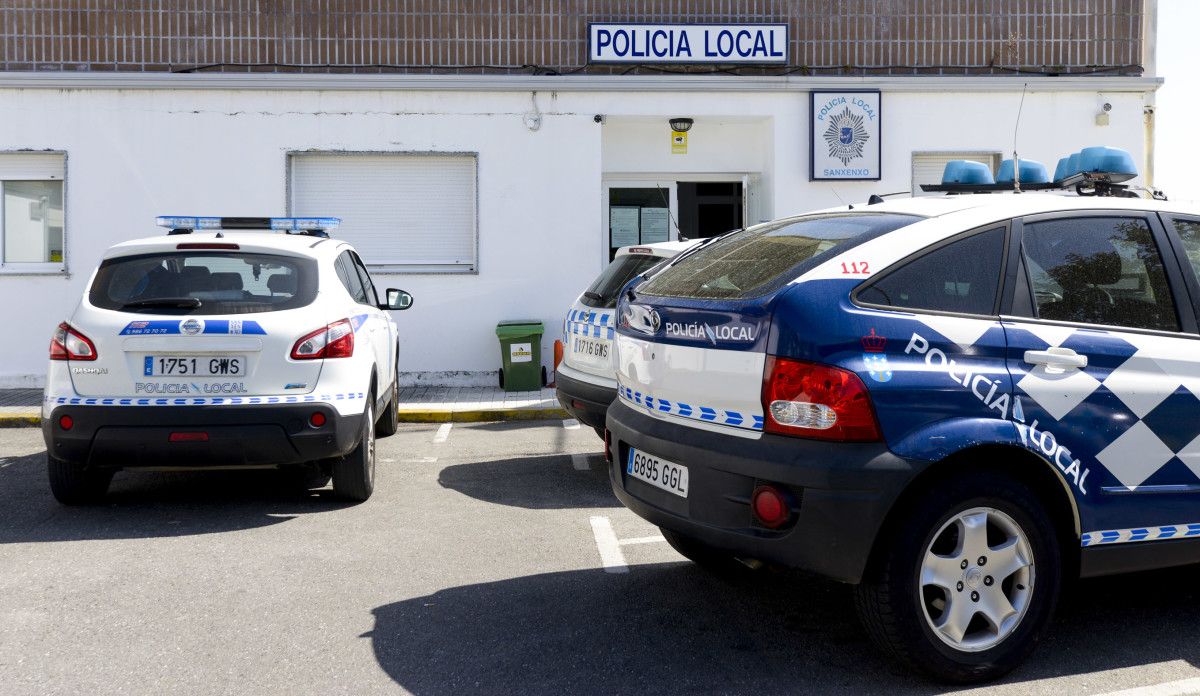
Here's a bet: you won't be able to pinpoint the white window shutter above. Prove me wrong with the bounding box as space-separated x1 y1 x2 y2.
290 153 477 273
0 153 65 180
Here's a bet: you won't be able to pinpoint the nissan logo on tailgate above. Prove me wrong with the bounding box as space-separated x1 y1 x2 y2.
623 305 660 335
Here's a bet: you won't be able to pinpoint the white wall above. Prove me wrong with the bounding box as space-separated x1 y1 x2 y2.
0 84 1149 387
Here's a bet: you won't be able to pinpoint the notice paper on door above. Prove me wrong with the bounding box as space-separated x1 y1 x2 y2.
610 206 640 247
640 207 669 243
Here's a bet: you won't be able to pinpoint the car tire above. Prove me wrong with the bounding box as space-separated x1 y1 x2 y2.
332 401 376 502
661 527 755 576
854 471 1061 684
47 456 113 505
375 367 400 438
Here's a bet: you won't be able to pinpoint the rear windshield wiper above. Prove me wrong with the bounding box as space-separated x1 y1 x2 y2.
121 297 202 309
582 291 605 302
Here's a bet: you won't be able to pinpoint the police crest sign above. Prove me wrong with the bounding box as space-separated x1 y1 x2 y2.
810 91 881 181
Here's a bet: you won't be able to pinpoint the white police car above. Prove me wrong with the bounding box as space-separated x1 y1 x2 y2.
42 216 413 505
556 241 700 438
607 149 1200 681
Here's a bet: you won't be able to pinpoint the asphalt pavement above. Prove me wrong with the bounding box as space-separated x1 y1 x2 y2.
2 421 1200 695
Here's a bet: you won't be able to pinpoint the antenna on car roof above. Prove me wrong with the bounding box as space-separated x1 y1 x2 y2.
1011 83 1028 194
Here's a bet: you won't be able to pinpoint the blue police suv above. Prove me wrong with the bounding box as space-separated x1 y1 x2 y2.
606 155 1200 682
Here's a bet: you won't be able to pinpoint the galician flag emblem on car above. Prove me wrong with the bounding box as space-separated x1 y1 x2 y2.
862 329 892 383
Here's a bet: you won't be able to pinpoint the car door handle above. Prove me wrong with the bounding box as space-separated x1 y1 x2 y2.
1024 347 1087 370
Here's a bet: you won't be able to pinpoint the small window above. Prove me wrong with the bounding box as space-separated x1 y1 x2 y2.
581 253 666 309
1171 217 1200 282
351 253 379 306
638 213 922 300
856 227 1007 315
89 252 317 315
1022 216 1178 332
1 153 66 270
335 252 368 304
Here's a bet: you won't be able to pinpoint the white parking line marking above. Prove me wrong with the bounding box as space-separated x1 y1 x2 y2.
1099 677 1200 696
432 423 452 443
570 453 590 470
563 419 580 430
618 535 665 546
589 516 628 573
401 457 438 463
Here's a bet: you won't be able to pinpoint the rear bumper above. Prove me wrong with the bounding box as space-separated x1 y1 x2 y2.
42 403 363 469
606 400 924 584
555 368 616 429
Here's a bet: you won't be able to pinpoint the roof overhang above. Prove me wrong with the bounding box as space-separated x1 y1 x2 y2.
0 72 1164 93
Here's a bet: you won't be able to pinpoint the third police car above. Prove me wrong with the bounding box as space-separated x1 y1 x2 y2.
607 150 1200 681
43 216 413 505
556 241 698 438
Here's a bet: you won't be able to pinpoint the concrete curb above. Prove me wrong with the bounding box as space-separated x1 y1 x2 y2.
396 407 569 423
0 411 40 428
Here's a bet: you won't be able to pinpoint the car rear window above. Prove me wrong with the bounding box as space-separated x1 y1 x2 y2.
636 213 922 300
89 252 318 315
580 253 667 309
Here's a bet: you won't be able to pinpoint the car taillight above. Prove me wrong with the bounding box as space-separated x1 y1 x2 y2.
291 319 354 360
49 322 97 361
761 356 880 442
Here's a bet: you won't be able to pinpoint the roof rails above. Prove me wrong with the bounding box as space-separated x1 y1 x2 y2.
920 146 1156 199
155 216 341 238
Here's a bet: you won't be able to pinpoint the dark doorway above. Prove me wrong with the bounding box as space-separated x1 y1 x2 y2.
677 181 743 240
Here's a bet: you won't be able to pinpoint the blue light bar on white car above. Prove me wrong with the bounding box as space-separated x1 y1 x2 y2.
269 217 341 231
155 216 223 230
155 216 342 233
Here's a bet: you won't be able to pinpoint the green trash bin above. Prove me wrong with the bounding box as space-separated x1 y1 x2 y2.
495 320 545 391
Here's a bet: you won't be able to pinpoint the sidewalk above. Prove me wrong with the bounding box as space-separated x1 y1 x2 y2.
0 386 567 427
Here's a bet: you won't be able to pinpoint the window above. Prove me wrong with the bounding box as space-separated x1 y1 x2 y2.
911 152 1000 197
350 253 379 306
1 153 65 271
335 252 368 304
1021 216 1179 332
581 253 667 309
290 153 477 273
856 227 1007 315
89 252 317 315
1171 217 1200 281
638 213 921 300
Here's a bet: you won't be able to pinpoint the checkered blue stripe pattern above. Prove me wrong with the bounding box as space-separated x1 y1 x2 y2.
45 392 366 407
1081 523 1200 547
618 384 764 431
1003 324 1200 492
567 309 616 340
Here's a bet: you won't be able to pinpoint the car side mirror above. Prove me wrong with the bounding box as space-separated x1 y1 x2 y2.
383 288 413 311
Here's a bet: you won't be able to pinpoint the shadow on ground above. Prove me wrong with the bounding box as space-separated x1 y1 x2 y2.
369 561 1200 695
0 451 351 544
437 452 618 510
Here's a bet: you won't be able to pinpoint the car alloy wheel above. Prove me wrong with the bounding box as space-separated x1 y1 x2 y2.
919 506 1034 653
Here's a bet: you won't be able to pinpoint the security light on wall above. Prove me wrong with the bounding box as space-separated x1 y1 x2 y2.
669 118 694 132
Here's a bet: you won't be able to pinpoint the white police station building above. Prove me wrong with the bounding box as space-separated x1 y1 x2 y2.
0 9 1161 387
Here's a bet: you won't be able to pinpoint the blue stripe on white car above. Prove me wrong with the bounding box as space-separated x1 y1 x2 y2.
618 384 764 432
46 392 366 406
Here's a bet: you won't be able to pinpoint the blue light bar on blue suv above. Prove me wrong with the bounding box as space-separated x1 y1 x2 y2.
155 216 342 234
